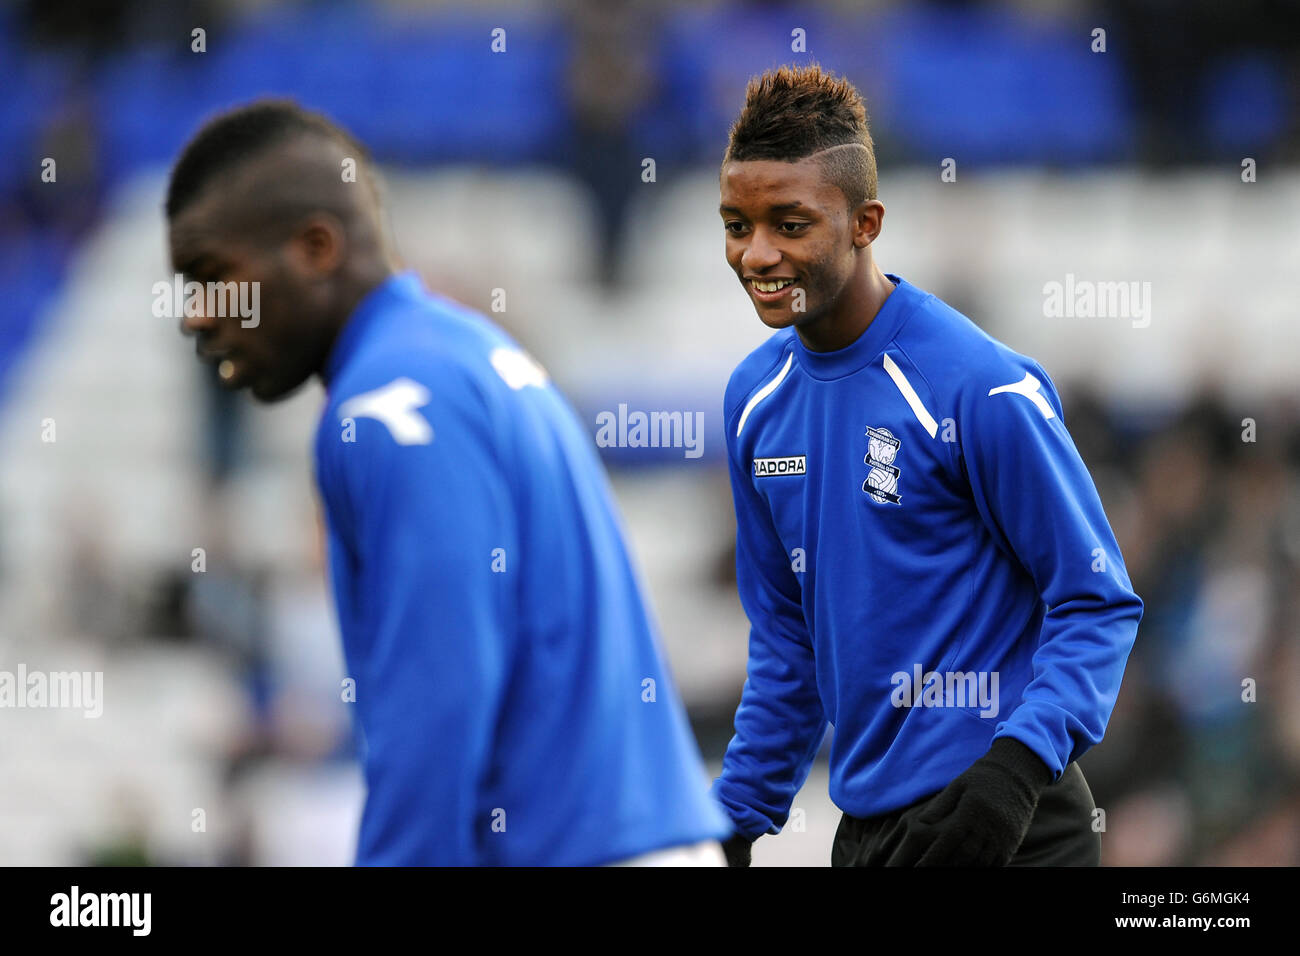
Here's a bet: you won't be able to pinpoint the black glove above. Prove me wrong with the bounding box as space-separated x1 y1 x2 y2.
721 833 754 867
887 736 1053 866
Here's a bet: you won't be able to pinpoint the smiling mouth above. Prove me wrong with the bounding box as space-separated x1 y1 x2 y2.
748 277 798 302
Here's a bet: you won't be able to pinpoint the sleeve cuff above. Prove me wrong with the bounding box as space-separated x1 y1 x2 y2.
987 735 1054 792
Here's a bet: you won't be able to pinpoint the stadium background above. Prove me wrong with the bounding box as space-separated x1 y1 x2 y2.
2 0 1298 866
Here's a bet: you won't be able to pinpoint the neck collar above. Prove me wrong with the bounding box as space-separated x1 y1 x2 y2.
793 274 923 380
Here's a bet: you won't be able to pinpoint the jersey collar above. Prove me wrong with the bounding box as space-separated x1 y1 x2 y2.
792 274 925 381
322 271 424 388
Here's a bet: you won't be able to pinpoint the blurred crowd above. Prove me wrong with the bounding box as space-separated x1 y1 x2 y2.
7 0 1300 395
1063 388 1300 864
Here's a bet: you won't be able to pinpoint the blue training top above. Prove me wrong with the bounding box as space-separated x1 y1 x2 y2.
712 274 1143 838
314 272 729 864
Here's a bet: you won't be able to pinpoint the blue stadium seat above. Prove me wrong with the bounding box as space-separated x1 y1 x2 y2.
1202 53 1287 156
870 5 1131 165
187 5 565 165
97 47 213 181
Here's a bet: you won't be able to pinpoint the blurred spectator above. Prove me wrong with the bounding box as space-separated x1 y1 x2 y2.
561 0 661 289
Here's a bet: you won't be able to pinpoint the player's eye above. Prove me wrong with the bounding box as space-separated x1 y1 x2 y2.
778 221 810 234
724 221 748 236
184 265 220 284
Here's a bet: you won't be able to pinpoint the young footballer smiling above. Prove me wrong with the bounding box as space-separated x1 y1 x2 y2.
711 65 1143 866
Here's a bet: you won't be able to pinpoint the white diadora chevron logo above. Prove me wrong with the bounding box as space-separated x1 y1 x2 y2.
490 347 548 391
339 377 434 445
988 372 1055 420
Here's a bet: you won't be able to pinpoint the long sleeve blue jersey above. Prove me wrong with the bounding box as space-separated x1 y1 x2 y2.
712 274 1143 839
313 272 729 865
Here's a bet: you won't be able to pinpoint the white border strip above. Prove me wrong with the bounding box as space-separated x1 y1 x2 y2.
737 353 794 437
882 353 938 438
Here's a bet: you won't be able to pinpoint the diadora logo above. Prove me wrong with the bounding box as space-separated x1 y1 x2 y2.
339 377 433 446
863 426 902 504
754 455 806 477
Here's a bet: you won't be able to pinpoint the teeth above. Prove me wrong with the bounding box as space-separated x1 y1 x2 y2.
754 279 794 293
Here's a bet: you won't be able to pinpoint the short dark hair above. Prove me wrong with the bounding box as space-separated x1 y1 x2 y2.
166 99 369 219
724 64 877 208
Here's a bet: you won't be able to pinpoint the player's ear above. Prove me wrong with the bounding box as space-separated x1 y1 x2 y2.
290 212 347 276
852 199 884 249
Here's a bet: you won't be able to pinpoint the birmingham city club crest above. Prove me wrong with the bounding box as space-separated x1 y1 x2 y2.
863 426 902 504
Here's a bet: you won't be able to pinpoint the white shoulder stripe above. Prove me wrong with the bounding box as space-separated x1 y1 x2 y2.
736 353 794 437
881 353 938 438
988 371 1056 420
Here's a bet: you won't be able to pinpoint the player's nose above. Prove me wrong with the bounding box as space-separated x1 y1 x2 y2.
741 229 781 272
178 303 216 337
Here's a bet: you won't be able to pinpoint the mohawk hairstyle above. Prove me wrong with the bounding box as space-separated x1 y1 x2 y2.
724 64 877 208
165 99 370 220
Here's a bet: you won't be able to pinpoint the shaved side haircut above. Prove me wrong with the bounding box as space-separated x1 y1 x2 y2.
724 64 878 209
166 99 384 242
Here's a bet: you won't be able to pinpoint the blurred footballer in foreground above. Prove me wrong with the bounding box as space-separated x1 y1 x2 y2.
166 101 728 865
712 66 1144 866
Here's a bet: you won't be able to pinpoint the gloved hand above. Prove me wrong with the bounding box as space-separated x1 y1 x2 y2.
887 736 1053 866
721 833 754 867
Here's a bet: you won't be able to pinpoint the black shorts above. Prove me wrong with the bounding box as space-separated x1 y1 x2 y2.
831 761 1101 866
